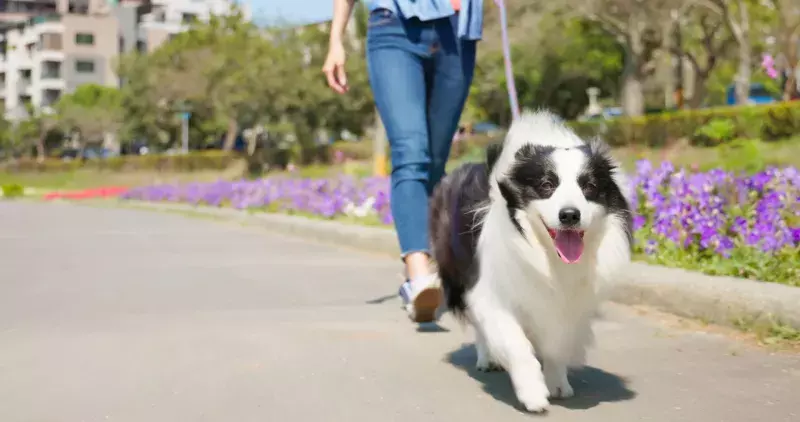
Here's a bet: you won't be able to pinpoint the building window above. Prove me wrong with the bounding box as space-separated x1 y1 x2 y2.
75 60 94 73
40 33 63 51
181 13 197 24
75 33 94 45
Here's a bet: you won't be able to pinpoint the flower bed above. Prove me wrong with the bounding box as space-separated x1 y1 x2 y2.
122 161 800 285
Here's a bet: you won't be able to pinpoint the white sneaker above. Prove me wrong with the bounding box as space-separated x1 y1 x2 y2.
398 274 442 323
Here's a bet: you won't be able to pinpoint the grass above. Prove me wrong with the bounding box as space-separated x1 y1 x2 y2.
611 137 800 172
733 315 800 348
2 138 798 191
0 161 247 191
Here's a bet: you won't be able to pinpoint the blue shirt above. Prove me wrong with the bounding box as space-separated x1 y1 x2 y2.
365 0 484 40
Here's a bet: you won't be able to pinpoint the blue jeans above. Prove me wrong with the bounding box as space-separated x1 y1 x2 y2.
366 8 477 258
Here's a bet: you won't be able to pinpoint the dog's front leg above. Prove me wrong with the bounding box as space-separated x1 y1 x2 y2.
471 304 550 413
474 327 503 372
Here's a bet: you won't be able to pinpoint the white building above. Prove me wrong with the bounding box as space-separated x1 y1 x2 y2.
0 4 120 120
0 0 250 120
138 0 250 52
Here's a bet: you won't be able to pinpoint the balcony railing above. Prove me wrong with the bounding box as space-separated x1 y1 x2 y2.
41 71 61 80
29 14 61 26
17 79 32 91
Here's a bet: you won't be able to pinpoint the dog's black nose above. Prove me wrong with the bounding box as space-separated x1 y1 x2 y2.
558 207 581 226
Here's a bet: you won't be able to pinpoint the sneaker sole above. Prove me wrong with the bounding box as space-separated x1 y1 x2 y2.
412 287 442 323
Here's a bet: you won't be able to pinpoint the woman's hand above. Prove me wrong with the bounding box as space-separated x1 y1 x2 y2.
322 40 348 94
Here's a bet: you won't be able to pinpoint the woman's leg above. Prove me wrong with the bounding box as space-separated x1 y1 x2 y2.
367 10 441 321
426 14 477 193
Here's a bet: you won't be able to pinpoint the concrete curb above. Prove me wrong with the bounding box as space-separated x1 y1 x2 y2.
102 200 800 331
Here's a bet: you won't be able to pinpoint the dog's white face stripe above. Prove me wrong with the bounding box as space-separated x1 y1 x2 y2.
529 148 604 232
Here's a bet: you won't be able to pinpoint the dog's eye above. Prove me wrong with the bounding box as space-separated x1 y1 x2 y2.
540 181 554 192
583 182 597 195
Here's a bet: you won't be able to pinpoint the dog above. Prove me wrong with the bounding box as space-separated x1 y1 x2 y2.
430 110 632 413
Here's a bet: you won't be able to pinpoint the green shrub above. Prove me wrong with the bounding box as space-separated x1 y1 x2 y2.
717 139 766 173
569 102 800 146
693 118 737 146
1 150 239 173
2 183 24 198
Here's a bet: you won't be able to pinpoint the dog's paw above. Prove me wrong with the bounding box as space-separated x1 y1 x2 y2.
475 345 504 372
476 360 504 372
515 380 550 414
543 361 574 400
546 379 574 400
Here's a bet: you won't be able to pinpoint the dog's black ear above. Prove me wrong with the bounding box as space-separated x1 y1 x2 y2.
486 142 504 174
587 136 612 158
497 179 520 209
586 136 618 171
497 179 526 236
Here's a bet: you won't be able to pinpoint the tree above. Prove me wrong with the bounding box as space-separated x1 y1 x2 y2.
473 4 624 123
702 0 758 105
55 84 124 148
578 0 684 117
764 0 800 100
669 5 735 108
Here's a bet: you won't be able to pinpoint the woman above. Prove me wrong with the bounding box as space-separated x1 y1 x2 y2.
323 0 483 323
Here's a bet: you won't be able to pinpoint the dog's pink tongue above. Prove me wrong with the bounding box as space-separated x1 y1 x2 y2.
555 231 584 263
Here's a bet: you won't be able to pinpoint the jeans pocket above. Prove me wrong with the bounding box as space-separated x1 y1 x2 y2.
367 8 397 28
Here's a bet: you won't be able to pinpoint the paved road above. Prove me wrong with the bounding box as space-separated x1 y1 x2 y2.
1 202 798 422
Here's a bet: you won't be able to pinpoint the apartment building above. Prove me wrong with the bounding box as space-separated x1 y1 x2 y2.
0 0 247 120
138 0 249 53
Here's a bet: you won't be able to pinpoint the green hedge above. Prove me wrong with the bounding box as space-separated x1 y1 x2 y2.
1 183 24 198
287 103 800 167
1 151 239 173
331 133 503 163
569 102 800 147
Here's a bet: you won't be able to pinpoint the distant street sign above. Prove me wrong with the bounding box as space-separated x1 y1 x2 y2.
181 111 191 120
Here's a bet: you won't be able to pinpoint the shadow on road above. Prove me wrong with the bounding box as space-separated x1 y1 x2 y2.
445 343 636 412
365 293 397 305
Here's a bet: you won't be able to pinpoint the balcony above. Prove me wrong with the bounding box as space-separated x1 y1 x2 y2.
28 14 64 34
36 49 64 62
39 77 64 90
17 54 33 69
17 79 32 95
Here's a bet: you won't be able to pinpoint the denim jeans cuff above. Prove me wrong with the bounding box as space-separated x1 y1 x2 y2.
400 248 431 261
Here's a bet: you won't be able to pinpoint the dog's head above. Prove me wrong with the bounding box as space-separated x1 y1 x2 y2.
487 115 630 264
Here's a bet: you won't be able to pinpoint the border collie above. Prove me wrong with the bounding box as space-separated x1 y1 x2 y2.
430 111 632 413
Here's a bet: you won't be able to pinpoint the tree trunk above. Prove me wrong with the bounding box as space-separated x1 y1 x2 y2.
688 70 709 109
222 117 238 151
734 38 752 105
733 1 751 105
785 69 797 100
622 17 646 117
35 133 46 163
661 20 676 110
621 70 645 117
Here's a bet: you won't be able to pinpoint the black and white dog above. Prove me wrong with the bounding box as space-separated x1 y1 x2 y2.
430 111 632 413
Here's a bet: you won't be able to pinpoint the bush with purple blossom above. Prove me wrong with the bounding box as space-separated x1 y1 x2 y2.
122 161 799 285
630 161 799 285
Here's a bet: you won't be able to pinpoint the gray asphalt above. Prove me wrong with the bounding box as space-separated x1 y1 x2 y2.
0 202 798 422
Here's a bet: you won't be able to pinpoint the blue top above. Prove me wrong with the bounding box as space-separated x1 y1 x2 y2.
365 0 484 40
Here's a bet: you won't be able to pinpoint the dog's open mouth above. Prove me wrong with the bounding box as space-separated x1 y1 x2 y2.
546 227 585 264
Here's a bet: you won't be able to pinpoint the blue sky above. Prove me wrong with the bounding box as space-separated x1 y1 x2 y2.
247 0 334 26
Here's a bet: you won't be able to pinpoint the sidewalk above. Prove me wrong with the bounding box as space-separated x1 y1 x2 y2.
0 202 798 421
